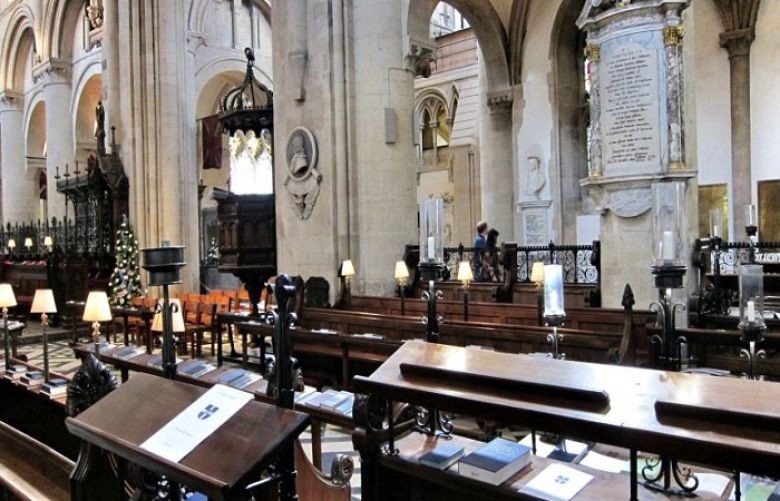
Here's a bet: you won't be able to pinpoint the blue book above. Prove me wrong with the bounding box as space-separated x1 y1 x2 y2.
419 442 465 471
217 369 246 385
458 438 531 485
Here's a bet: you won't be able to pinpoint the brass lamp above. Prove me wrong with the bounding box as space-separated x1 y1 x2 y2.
7 238 15 258
340 259 355 307
457 261 473 321
24 237 33 255
394 261 409 315
31 289 57 382
43 236 53 253
83 291 112 358
531 262 545 326
0 284 17 370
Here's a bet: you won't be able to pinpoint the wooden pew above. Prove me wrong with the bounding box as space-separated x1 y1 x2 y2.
344 292 655 362
294 306 637 384
0 420 73 501
647 324 780 376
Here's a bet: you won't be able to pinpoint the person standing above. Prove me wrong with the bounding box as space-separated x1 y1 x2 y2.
472 221 488 281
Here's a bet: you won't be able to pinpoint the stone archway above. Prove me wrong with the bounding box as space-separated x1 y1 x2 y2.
551 0 589 243
407 0 515 239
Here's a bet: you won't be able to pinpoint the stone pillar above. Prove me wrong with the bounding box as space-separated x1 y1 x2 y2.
103 0 121 139
0 92 38 224
721 31 754 238
352 0 418 295
116 0 196 291
480 90 515 241
41 65 74 219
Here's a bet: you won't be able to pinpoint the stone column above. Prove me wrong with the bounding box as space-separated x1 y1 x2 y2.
352 0 418 295
721 30 754 238
116 0 196 291
102 0 121 140
0 92 38 224
480 91 515 241
41 65 74 219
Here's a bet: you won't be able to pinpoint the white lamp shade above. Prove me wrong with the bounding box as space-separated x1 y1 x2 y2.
151 298 185 333
7 239 15 249
43 236 53 247
341 259 355 277
31 289 57 314
0 284 17 308
530 262 545 283
82 291 112 322
24 238 33 248
394 261 409 281
457 261 473 282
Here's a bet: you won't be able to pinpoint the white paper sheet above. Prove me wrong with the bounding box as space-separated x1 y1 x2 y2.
579 451 628 473
521 463 593 501
140 384 254 463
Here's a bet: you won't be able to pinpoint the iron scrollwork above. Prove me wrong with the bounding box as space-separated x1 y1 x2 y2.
67 353 118 417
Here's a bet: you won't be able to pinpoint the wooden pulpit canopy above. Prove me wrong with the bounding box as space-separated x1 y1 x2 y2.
66 373 309 500
353 341 780 478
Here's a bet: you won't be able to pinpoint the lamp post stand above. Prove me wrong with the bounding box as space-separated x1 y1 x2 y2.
3 307 9 371
41 312 50 382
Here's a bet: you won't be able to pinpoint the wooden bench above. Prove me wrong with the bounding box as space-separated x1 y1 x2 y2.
344 291 655 362
0 417 73 501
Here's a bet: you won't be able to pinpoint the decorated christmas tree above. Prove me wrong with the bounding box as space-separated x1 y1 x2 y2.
108 216 145 306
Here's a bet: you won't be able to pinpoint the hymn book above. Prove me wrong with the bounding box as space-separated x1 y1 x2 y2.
458 438 531 486
418 442 465 471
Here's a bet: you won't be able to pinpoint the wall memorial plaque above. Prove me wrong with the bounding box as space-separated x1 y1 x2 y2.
602 42 661 176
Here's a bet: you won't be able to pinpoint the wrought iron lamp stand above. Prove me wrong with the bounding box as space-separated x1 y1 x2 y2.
2 307 10 371
739 324 766 381
544 314 566 359
645 264 698 496
417 261 452 437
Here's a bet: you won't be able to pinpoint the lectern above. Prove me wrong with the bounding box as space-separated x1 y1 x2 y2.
66 373 309 500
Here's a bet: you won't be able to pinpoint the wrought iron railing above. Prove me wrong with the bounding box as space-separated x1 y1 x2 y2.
438 241 599 285
711 241 780 274
0 217 97 259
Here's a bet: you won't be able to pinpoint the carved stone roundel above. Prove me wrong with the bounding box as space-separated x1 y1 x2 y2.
285 127 318 181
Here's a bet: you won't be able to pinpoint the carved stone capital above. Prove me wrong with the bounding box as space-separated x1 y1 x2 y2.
584 43 601 62
405 37 437 78
486 90 513 115
719 28 755 57
0 90 23 112
32 58 73 85
663 25 684 47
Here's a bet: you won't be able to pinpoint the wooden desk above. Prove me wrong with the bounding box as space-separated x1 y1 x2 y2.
66 372 310 500
352 341 780 499
111 306 155 353
214 311 268 366
73 343 355 469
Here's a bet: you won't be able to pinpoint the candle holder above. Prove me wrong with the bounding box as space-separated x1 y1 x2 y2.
644 181 698 496
738 264 766 380
141 243 186 379
543 264 566 359
746 204 758 264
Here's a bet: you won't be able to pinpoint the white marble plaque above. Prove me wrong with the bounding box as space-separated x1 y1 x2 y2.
524 210 548 246
602 43 661 176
